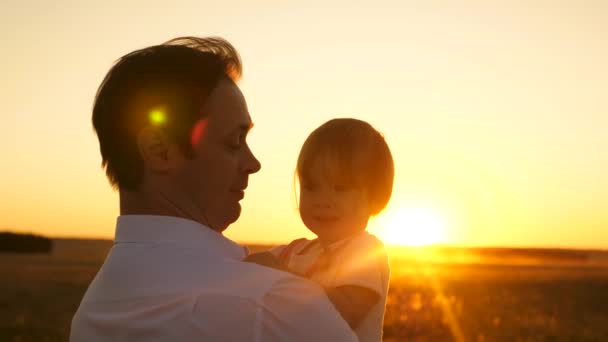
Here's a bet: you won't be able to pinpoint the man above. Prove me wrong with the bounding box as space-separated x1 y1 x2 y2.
70 37 357 341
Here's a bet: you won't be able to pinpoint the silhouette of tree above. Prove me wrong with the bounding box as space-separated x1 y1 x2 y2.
0 232 53 253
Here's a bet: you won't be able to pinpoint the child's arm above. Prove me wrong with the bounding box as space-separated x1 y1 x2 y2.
323 235 389 329
325 285 379 329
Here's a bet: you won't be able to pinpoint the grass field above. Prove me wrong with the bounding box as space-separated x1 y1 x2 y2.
1 239 608 341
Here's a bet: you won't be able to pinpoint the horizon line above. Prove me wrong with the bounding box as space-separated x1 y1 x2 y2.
2 230 606 251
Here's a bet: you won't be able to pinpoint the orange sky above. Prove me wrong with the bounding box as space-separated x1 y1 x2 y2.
2 0 607 248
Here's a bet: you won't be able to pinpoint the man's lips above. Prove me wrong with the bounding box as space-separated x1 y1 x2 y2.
231 190 245 200
231 180 248 200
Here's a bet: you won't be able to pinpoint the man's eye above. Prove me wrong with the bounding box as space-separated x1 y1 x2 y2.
227 143 241 151
227 136 244 150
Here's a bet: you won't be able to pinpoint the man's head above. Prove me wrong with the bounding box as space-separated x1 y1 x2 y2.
93 37 261 231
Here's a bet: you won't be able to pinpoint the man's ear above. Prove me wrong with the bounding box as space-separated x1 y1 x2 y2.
137 127 177 172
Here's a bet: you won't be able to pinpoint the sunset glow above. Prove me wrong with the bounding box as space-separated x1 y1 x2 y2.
380 207 449 246
1 1 606 249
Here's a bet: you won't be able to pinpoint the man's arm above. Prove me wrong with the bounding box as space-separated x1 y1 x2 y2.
326 285 380 329
260 275 358 342
247 253 380 328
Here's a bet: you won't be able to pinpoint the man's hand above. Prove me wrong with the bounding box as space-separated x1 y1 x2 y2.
244 252 289 272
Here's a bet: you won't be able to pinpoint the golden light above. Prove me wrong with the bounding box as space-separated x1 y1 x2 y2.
380 207 449 246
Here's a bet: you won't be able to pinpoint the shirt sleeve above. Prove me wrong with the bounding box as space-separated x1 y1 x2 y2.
331 234 390 296
258 275 358 342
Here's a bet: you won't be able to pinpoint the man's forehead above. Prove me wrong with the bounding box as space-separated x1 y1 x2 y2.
202 80 252 127
205 78 245 107
189 79 252 145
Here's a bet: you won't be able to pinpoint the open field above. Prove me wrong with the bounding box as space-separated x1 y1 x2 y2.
1 239 608 341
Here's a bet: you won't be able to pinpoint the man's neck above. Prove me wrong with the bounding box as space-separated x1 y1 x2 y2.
120 189 164 216
119 188 200 223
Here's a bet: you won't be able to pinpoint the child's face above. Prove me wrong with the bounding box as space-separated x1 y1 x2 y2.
298 157 371 244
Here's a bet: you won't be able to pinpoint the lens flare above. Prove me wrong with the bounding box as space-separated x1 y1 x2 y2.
149 109 166 125
191 118 209 147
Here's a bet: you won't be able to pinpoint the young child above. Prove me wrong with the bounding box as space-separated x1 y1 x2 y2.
247 118 394 342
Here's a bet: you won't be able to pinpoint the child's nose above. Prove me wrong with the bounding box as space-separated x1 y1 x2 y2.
315 201 332 209
314 196 334 209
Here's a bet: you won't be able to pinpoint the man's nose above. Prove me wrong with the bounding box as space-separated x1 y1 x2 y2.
242 144 261 174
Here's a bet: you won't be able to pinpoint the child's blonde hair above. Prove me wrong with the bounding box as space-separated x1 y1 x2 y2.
296 118 394 215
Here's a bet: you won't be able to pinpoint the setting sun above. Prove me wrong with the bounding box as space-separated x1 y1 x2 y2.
380 207 449 246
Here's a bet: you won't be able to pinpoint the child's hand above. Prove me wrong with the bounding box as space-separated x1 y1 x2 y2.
244 252 288 272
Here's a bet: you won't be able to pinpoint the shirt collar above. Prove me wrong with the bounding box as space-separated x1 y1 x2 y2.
114 215 247 260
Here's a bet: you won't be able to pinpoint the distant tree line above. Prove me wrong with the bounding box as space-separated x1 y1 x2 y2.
0 232 53 253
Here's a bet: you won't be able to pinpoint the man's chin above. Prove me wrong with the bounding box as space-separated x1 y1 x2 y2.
232 201 242 217
218 203 242 232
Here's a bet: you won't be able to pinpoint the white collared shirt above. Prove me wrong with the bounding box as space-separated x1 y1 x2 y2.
70 215 356 342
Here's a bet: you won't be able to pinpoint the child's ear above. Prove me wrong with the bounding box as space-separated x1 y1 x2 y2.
137 127 178 172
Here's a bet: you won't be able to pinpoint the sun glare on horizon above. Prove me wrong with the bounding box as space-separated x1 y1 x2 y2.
380 207 449 246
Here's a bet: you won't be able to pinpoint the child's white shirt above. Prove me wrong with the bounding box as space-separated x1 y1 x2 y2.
271 231 390 342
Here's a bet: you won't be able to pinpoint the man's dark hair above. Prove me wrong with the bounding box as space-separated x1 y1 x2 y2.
92 37 242 190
